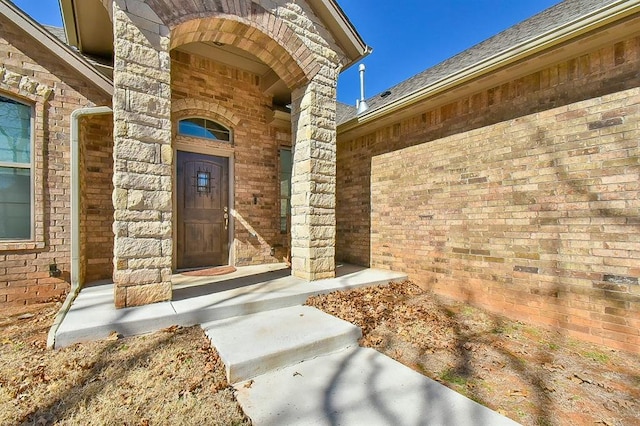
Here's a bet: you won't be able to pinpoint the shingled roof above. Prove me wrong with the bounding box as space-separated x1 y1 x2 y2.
43 25 67 44
338 0 621 125
336 101 357 124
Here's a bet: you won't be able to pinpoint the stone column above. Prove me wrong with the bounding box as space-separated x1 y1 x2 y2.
111 0 172 307
290 67 339 281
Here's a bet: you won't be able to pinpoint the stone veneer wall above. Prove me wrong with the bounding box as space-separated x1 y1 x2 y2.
111 0 173 307
171 50 290 265
160 0 343 281
337 35 640 353
80 114 114 284
110 0 345 307
0 15 110 305
290 71 339 280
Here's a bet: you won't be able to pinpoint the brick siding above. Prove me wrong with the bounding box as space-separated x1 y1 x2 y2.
0 16 110 305
80 114 114 283
337 34 640 353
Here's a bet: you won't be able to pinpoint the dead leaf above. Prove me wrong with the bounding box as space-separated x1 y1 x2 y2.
509 389 528 398
597 382 613 392
615 399 633 409
243 380 254 388
293 371 302 377
573 373 593 384
18 313 35 320
106 331 121 341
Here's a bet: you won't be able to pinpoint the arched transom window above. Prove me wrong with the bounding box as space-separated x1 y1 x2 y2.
178 118 230 142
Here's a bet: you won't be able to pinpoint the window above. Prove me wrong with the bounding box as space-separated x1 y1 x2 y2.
178 118 230 142
279 148 292 233
196 170 210 194
0 95 32 240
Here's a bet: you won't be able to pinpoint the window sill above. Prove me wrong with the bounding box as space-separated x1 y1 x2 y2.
0 241 45 251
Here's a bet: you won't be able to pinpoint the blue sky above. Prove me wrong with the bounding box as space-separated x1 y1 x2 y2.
12 0 561 104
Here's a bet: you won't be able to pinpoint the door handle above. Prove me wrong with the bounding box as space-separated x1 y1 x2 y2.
224 212 229 230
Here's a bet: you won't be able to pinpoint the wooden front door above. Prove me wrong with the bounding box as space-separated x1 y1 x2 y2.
177 151 229 269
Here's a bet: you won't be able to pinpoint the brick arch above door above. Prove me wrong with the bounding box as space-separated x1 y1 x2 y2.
171 98 241 130
170 14 318 91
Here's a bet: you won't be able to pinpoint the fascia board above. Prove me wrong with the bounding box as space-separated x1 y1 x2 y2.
340 0 640 133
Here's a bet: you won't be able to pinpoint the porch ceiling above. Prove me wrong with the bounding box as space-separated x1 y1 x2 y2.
59 0 370 90
60 0 292 104
176 41 292 106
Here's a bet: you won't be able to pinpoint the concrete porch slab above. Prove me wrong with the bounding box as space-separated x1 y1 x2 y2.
53 264 407 348
202 305 361 383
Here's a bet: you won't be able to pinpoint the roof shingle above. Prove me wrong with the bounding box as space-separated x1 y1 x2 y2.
338 0 619 125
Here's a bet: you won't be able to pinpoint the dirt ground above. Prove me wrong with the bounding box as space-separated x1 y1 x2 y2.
307 281 640 426
0 302 249 426
3 283 639 426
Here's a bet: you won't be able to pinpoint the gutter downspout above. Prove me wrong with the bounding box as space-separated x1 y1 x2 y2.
47 106 113 349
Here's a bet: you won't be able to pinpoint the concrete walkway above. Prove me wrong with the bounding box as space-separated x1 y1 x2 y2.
202 305 519 425
51 263 519 424
52 263 406 348
234 346 519 425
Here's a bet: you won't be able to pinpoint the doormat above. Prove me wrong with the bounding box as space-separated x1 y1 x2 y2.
180 266 237 277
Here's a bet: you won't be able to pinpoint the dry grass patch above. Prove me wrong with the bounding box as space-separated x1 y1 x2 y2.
307 281 640 426
0 302 249 425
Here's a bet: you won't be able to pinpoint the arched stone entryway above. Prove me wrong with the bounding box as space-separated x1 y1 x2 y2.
106 0 349 307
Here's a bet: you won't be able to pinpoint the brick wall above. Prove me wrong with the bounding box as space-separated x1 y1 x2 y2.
171 50 291 266
80 114 114 283
0 16 110 305
337 35 640 353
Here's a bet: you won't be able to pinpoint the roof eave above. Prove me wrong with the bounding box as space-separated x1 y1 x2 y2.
58 0 79 48
308 0 372 70
339 0 640 133
0 0 113 97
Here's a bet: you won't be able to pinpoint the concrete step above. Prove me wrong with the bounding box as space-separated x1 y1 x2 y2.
172 265 407 328
234 346 520 426
202 305 361 384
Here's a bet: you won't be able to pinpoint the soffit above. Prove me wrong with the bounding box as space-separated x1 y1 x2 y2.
59 0 371 75
59 0 370 69
59 0 368 104
60 0 112 60
0 0 112 96
306 0 371 69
